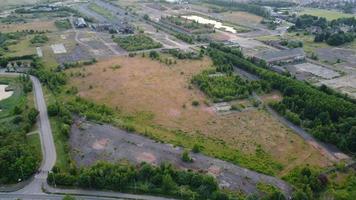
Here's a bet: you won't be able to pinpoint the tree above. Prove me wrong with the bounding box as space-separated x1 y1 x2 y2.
149 51 159 60
27 108 39 125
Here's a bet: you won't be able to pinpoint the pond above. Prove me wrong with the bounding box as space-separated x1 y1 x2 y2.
0 85 14 101
182 15 237 33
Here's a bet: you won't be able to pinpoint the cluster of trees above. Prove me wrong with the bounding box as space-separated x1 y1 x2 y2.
208 43 356 154
204 0 271 18
48 162 235 200
192 70 262 102
55 19 72 30
289 15 356 46
280 39 303 48
0 75 41 184
29 59 66 92
165 49 202 60
174 33 194 44
61 58 97 70
283 166 328 199
113 34 162 51
30 34 49 44
291 15 328 30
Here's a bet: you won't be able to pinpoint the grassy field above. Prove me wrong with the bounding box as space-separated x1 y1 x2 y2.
299 8 355 20
0 0 60 10
88 3 116 21
256 32 330 55
0 20 57 33
221 11 263 28
67 55 332 176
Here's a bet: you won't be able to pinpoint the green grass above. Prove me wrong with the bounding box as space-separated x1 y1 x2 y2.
88 3 115 21
299 8 355 20
0 76 25 119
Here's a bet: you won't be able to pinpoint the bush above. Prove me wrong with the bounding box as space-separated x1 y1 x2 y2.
181 150 193 163
113 34 162 51
149 50 159 60
192 144 201 153
192 100 200 106
30 34 49 44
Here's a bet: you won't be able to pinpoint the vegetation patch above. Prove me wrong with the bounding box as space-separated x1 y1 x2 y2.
88 2 115 21
30 34 49 44
113 34 162 51
55 19 72 30
0 75 41 184
209 43 356 154
48 162 242 200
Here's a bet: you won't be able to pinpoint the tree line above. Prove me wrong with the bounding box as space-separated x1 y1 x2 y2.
48 161 286 200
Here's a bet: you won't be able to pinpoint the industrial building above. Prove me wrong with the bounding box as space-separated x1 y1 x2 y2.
254 48 306 65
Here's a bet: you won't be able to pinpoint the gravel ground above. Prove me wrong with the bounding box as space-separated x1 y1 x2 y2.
70 120 292 196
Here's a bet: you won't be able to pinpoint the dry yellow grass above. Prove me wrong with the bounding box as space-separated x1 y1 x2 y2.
0 20 57 33
68 56 332 174
221 11 263 27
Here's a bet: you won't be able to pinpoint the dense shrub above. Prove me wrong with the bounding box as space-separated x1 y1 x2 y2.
48 162 233 200
113 35 162 51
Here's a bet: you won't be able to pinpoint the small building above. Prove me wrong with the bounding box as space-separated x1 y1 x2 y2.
254 48 306 65
75 18 87 28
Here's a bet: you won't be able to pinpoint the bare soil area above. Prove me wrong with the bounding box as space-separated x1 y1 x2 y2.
68 56 332 174
70 120 293 195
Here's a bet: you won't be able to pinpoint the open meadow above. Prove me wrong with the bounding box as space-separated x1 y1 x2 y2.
299 8 355 20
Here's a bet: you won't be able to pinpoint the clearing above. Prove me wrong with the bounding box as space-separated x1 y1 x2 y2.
299 8 355 20
220 11 263 28
68 56 333 175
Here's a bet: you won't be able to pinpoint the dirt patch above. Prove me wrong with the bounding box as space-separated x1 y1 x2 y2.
136 152 157 164
70 120 293 195
68 56 332 173
92 138 109 150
